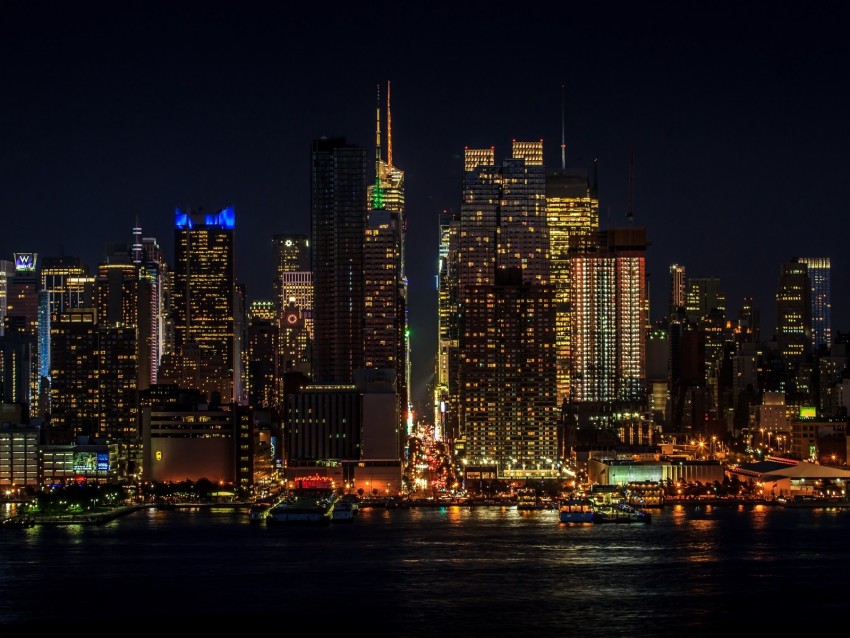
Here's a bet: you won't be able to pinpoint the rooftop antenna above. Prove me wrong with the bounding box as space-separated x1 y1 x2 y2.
560 84 566 171
373 83 384 209
387 80 393 171
626 150 635 224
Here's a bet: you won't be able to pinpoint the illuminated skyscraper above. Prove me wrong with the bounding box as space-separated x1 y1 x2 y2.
546 161 599 406
776 259 811 368
795 257 831 353
455 142 558 476
272 234 312 372
0 260 13 337
364 82 408 433
669 263 686 317
172 206 236 402
310 137 367 384
570 228 648 408
139 235 169 387
49 308 99 442
246 300 278 411
435 209 460 442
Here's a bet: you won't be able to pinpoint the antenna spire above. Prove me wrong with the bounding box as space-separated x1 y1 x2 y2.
560 84 566 171
373 84 384 209
387 80 393 170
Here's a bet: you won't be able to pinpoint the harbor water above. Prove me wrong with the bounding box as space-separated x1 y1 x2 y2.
0 502 846 635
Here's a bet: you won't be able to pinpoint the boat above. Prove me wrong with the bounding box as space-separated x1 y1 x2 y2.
266 476 338 525
592 501 652 524
248 502 272 523
331 500 357 523
558 495 596 523
2 516 35 529
516 487 543 511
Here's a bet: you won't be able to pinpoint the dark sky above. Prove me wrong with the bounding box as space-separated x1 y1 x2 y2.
3 2 850 403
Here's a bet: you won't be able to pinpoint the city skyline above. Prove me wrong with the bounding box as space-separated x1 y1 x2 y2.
4 2 850 401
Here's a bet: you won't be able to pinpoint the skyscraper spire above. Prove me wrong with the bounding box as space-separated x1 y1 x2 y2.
373 83 384 210
560 84 566 171
387 80 393 171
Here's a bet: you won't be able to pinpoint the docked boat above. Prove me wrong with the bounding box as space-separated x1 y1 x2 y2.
331 500 357 523
558 496 596 523
266 477 338 525
516 487 544 510
248 502 272 523
592 501 652 524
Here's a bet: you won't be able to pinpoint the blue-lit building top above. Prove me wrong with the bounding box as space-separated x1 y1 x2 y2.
174 206 235 230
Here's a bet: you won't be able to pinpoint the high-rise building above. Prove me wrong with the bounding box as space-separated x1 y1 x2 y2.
454 142 558 477
776 259 811 369
272 234 312 372
795 257 831 353
435 209 460 443
0 260 14 337
546 162 599 406
49 308 99 442
669 263 686 318
172 206 236 402
139 235 169 387
570 227 648 408
247 300 279 411
685 276 725 325
364 82 409 433
310 137 367 384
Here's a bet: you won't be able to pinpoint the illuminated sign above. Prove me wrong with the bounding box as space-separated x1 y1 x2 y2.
799 406 816 418
14 252 36 271
73 451 109 473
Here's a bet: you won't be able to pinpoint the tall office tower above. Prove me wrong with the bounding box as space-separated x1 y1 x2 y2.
310 137 367 384
5 255 41 414
272 234 312 370
140 236 169 387
737 296 760 345
669 263 687 317
435 209 461 443
776 259 811 369
364 82 409 432
39 256 89 397
456 142 558 476
0 260 14 337
95 260 152 392
49 308 99 442
247 300 279 410
794 257 831 353
570 228 648 409
546 159 599 406
234 282 247 405
98 323 138 449
172 206 236 402
685 276 725 325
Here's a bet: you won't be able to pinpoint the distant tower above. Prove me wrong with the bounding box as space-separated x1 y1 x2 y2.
310 137 367 384
546 88 599 406
456 141 557 474
272 234 312 373
172 206 236 402
365 81 409 437
776 259 811 368
795 257 831 353
669 264 686 319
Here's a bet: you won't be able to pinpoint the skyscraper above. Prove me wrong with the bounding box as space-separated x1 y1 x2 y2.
546 162 599 406
776 259 811 368
272 234 312 373
171 206 236 402
570 227 648 410
795 257 831 353
310 137 367 384
669 263 686 318
364 82 409 432
454 141 558 477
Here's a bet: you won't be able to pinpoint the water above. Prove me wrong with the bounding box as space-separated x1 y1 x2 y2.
0 502 847 635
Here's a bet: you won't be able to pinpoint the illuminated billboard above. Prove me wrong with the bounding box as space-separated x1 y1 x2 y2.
13 252 37 272
73 451 109 473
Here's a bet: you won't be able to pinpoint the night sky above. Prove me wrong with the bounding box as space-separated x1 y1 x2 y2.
3 2 850 403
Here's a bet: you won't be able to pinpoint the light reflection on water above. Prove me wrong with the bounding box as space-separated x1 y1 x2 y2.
0 504 848 635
